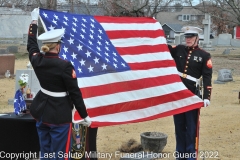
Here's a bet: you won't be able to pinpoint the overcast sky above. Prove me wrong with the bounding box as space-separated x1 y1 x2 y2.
192 0 199 5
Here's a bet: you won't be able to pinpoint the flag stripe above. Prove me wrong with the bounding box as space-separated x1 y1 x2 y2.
87 103 202 127
86 90 198 117
106 30 165 39
99 22 162 31
83 82 187 108
128 60 176 70
95 16 158 24
98 22 162 31
77 67 178 88
110 37 166 47
115 44 169 55
122 52 172 63
74 97 202 125
81 74 181 98
101 23 162 31
89 97 201 122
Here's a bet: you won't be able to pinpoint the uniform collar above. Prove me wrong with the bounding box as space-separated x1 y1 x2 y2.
45 52 59 57
187 45 199 50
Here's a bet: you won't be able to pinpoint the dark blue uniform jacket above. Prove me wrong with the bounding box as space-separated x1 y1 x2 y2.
168 45 212 100
27 24 88 124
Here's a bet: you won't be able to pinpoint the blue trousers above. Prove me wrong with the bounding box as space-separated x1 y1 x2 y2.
36 120 72 160
173 109 199 160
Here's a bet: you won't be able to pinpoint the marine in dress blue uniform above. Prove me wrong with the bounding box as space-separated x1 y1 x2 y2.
168 26 212 160
27 8 91 160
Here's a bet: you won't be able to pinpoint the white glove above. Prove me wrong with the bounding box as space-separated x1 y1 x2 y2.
31 8 39 21
203 99 210 107
79 116 92 127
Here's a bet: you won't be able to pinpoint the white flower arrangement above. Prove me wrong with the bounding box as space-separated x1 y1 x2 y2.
18 73 29 88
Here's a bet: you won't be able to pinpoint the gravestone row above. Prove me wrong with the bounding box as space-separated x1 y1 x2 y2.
0 46 18 54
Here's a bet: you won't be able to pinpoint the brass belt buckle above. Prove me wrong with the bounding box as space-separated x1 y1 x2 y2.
182 73 187 78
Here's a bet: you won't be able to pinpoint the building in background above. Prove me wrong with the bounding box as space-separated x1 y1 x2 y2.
156 6 205 43
162 23 183 41
0 6 30 38
234 26 240 40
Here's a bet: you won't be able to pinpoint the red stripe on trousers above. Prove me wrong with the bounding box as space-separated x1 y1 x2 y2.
65 123 72 160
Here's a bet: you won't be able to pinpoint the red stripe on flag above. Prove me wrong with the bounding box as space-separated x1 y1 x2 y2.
106 30 165 39
95 16 157 23
115 44 169 55
128 60 176 70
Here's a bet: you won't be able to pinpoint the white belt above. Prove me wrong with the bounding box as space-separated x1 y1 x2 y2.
178 71 197 82
40 87 67 97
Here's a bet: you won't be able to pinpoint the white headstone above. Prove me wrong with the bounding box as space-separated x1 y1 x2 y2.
217 69 233 82
217 34 232 46
230 39 240 47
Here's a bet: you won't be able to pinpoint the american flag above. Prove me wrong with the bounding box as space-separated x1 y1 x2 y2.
39 8 203 127
14 89 27 116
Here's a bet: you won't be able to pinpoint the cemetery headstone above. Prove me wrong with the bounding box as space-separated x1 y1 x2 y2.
217 34 232 46
7 46 18 53
230 39 240 47
15 69 40 99
0 48 8 54
222 49 230 55
217 69 233 82
0 54 15 76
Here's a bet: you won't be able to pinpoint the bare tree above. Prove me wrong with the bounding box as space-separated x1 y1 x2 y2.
187 0 240 35
0 0 59 11
45 0 57 10
0 0 27 7
0 0 9 6
172 2 183 12
0 0 4 6
98 0 179 17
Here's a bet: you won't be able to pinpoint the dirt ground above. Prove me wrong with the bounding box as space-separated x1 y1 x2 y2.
0 46 240 160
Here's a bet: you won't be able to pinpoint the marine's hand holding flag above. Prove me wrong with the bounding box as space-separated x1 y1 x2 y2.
204 99 210 107
80 116 92 127
31 8 39 21
39 8 204 127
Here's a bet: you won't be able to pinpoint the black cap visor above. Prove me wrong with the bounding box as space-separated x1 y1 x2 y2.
184 33 198 38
